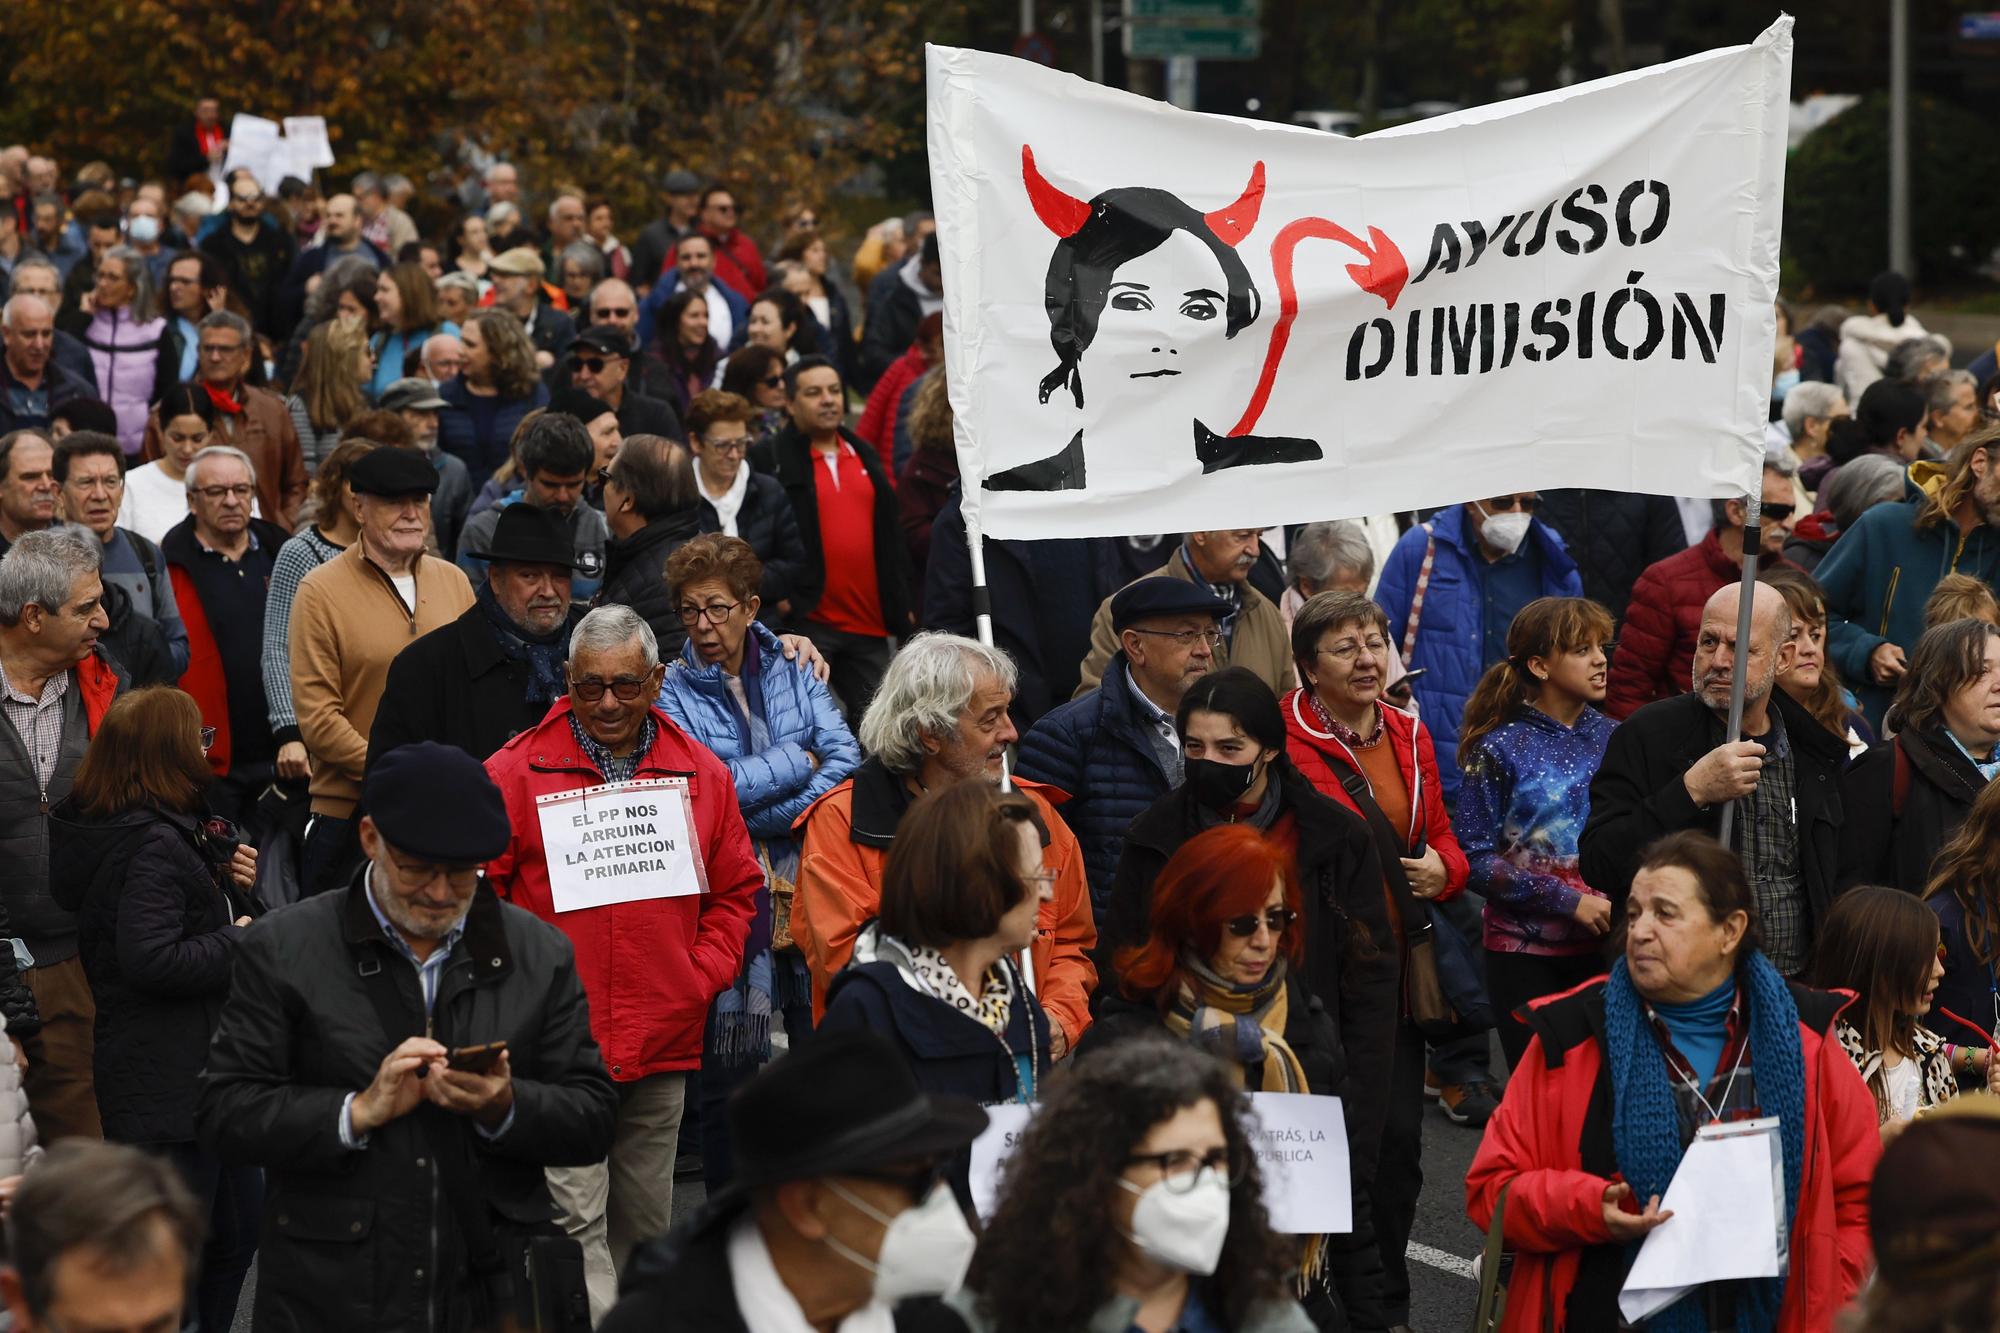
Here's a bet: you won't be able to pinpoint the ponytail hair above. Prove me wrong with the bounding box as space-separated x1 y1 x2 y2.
1458 596 1616 760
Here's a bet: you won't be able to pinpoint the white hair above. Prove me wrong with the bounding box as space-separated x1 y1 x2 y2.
0 292 52 330
856 633 1018 774
1781 380 1844 439
569 604 658 669
185 444 257 493
0 527 100 627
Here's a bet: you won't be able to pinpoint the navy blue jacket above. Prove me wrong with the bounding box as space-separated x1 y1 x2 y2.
1015 654 1174 913
1927 887 2000 1047
434 374 552 489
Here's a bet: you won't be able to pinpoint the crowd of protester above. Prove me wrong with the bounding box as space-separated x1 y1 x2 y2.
3 113 2000 1333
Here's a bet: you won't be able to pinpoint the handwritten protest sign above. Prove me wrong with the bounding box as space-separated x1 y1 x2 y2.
969 1093 1349 1233
533 777 709 914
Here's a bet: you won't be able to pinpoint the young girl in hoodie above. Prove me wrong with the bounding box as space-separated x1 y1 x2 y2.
1453 596 1617 1069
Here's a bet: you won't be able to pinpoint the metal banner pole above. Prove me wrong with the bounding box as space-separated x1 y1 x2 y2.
965 506 1034 995
1716 492 1763 846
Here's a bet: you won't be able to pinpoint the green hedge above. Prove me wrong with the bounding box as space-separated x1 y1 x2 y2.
1784 92 2000 292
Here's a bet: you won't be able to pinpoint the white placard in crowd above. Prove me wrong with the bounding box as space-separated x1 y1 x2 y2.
968 1093 1350 1234
220 115 281 183
1618 1116 1783 1322
222 112 337 192
282 116 337 168
927 19 1792 540
533 777 709 914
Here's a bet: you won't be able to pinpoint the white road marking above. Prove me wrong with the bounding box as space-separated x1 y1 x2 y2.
1407 1240 1478 1281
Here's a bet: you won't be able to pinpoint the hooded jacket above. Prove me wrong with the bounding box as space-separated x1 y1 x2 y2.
1818 460 2000 724
1465 976 1878 1333
1375 505 1584 797
1836 311 1932 404
1838 724 1990 894
49 802 244 1143
791 759 1097 1045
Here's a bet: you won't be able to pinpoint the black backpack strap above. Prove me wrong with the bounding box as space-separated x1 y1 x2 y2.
1312 744 1430 943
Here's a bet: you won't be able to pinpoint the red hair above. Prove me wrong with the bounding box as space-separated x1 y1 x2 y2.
1116 825 1303 1006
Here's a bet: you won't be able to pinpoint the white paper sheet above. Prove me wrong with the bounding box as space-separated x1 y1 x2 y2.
533 777 709 914
1618 1117 1783 1323
220 115 280 185
282 116 337 167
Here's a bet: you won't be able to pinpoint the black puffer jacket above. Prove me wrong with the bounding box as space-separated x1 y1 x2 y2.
694 469 809 620
196 872 617 1333
1536 489 1688 623
49 801 245 1143
1838 725 1990 893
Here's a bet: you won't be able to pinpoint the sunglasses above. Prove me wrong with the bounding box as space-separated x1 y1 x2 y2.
1759 502 1796 523
1484 495 1540 513
569 356 621 374
1224 907 1298 938
593 307 634 321
760 375 784 389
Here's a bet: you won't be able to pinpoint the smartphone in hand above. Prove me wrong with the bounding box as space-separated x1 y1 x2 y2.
446 1041 508 1075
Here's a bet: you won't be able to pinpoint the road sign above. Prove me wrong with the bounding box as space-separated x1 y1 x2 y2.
1126 24 1260 59
1123 0 1261 61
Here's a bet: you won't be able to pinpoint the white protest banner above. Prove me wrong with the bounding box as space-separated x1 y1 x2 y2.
967 1093 1348 1234
533 777 710 914
927 20 1791 540
282 116 337 168
220 115 281 188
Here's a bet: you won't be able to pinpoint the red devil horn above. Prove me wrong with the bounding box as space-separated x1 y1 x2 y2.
1022 145 1092 239
1204 161 1266 248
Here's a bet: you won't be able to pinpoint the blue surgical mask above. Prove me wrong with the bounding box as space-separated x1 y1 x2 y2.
1772 368 1800 402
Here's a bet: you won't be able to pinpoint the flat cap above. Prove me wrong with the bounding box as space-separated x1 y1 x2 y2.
347 446 439 498
365 743 511 863
487 246 545 278
662 169 703 194
1110 577 1233 634
378 377 449 412
570 325 634 359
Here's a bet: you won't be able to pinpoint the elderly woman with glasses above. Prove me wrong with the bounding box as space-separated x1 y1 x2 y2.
1081 824 1361 1327
655 534 859 1190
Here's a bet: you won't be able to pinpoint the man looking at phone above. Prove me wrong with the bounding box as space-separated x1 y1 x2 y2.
484 604 761 1321
197 741 617 1332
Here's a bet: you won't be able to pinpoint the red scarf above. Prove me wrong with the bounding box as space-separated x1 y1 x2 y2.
196 123 225 156
202 381 245 416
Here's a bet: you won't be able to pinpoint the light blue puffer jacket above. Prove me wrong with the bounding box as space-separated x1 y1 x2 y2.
654 621 861 839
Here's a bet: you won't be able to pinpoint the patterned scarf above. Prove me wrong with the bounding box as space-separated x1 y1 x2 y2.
1166 953 1309 1093
905 943 1014 1036
1603 954 1804 1333
1310 692 1386 751
477 580 568 708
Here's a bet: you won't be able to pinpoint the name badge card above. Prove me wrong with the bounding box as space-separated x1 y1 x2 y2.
535 777 708 913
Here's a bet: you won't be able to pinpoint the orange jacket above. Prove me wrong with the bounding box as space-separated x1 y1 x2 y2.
791 759 1097 1046
1465 976 1878 1333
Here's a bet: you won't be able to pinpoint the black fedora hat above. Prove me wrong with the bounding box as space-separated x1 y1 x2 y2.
724 1031 987 1196
465 502 582 569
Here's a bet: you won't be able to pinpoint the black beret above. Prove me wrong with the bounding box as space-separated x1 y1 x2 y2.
347 446 439 498
1110 577 1233 633
570 325 634 359
547 387 614 424
364 743 510 863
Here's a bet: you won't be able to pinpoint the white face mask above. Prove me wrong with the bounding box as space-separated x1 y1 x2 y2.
1118 1170 1232 1276
128 215 160 245
1478 504 1533 556
821 1179 977 1304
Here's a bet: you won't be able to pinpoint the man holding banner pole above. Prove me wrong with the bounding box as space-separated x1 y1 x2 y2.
483 603 761 1320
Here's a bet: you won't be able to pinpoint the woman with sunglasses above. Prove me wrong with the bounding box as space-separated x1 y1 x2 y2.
1839 617 2000 893
1081 824 1352 1327
47 687 261 1332
1810 885 1996 1132
718 343 790 453
947 1034 1311 1333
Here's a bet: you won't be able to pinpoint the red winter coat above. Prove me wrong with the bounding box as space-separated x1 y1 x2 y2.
1281 689 1469 899
484 701 760 1080
1606 532 1798 720
856 345 929 475
1465 977 1878 1333
701 227 767 303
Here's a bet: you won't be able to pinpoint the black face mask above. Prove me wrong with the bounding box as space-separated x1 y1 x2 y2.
1186 756 1259 810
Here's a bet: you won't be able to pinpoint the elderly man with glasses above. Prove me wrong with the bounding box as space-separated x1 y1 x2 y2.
139 311 307 531
483 602 761 1321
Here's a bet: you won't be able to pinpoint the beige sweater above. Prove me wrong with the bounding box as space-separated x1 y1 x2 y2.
290 542 475 817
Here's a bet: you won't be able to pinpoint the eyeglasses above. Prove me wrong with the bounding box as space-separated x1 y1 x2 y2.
1024 870 1058 892
198 342 244 357
200 726 217 752
760 374 784 389
387 855 481 889
1128 627 1223 648
1224 907 1298 938
676 600 742 626
568 672 655 702
231 193 263 206
192 484 255 500
1317 635 1388 663
1759 503 1796 523
593 307 634 321
1125 1146 1244 1193
1483 495 1540 513
699 435 750 456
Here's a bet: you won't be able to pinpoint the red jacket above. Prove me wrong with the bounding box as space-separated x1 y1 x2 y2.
78 649 119 733
484 702 760 1080
167 562 231 774
702 227 767 303
1606 532 1798 720
1465 977 1878 1333
1281 689 1469 899
856 345 929 475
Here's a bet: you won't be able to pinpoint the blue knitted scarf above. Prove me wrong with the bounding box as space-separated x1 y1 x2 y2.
1602 953 1804 1333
